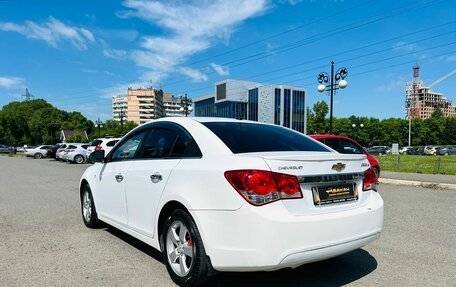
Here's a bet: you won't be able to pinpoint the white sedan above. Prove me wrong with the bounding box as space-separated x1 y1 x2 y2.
80 117 383 287
24 145 53 159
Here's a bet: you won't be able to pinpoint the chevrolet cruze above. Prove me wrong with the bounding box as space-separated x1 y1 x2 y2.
80 117 384 287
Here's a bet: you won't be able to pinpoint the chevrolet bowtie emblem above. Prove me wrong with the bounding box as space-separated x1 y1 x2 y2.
332 162 346 172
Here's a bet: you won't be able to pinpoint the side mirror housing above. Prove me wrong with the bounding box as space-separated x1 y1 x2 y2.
89 149 106 163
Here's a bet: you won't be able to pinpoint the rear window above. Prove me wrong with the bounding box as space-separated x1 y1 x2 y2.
90 140 102 146
68 145 77 149
202 122 330 154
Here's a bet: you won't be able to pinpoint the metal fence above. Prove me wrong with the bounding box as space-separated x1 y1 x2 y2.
376 155 456 175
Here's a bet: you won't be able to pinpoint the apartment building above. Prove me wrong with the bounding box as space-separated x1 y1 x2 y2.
127 87 164 125
112 95 128 122
163 93 186 117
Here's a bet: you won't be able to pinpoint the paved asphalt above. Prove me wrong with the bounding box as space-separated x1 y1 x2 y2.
0 156 455 287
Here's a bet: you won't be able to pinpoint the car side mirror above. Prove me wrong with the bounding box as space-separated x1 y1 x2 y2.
89 150 106 163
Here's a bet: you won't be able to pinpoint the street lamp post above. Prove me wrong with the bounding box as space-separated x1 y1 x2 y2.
95 118 103 138
179 94 193 117
351 123 364 141
317 61 348 134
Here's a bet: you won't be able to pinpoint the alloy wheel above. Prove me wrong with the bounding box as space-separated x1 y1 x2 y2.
82 191 92 223
166 220 194 277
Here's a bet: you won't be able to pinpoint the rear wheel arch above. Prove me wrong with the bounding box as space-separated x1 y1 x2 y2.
158 201 190 247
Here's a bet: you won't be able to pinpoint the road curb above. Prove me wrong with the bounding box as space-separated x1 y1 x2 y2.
379 178 456 191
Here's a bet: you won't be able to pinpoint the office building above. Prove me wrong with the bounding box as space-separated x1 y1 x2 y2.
194 79 307 133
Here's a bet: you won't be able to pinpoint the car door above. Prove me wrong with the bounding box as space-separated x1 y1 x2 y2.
96 130 149 226
125 124 194 238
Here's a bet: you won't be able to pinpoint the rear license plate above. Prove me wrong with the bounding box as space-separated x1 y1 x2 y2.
312 183 357 205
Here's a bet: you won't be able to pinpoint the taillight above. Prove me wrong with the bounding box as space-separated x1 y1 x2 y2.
363 167 378 192
224 170 302 206
95 145 102 151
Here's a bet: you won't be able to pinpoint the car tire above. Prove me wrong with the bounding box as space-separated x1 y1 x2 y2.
74 155 84 164
162 209 211 287
81 185 100 228
34 153 43 159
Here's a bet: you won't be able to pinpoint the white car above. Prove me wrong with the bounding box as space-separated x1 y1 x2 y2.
24 145 53 159
80 118 383 287
62 144 90 164
86 137 120 158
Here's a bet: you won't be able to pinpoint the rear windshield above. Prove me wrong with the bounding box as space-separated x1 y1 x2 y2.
90 140 102 146
202 122 330 154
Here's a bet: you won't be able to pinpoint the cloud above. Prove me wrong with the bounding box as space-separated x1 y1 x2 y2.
0 17 95 50
178 67 209 82
393 41 418 52
0 76 23 89
278 0 303 5
376 76 406 93
117 0 268 83
210 63 229 76
103 49 128 60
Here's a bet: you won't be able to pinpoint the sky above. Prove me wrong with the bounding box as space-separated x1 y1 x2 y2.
0 0 455 122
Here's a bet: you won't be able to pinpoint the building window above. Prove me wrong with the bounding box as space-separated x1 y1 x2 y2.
248 88 258 121
194 98 215 117
216 83 227 101
274 88 281 125
283 89 291 128
292 90 306 133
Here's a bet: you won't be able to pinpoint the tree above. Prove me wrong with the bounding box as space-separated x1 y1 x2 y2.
431 108 443 118
313 101 329 134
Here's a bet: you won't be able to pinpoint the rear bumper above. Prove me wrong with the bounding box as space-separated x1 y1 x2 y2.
191 191 383 272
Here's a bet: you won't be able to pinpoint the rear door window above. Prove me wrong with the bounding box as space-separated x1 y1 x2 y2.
106 140 118 147
140 128 178 159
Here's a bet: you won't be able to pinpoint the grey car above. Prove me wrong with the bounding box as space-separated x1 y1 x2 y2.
0 144 11 153
437 146 456 156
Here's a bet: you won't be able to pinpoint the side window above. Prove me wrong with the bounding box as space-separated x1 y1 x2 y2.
82 145 89 149
324 139 341 152
111 131 148 161
106 140 118 147
339 140 363 155
141 128 178 159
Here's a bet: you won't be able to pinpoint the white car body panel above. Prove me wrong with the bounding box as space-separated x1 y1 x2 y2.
80 117 384 272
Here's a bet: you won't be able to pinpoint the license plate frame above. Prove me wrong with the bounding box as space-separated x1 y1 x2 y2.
312 183 358 206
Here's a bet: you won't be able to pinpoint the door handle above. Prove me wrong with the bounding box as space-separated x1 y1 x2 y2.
115 174 124 183
150 172 163 183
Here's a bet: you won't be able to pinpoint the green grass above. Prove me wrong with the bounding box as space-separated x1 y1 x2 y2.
375 155 456 175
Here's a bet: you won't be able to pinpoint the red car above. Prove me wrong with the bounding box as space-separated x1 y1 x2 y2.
310 134 381 177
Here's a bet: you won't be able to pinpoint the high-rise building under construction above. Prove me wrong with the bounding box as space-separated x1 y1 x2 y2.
406 65 456 119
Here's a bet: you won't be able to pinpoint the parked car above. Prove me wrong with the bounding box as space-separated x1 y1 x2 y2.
24 145 53 159
62 144 90 164
366 146 390 156
47 144 63 159
437 146 456 156
310 134 381 177
56 144 70 161
81 118 383 286
0 144 12 153
423 145 441 156
86 137 120 157
399 146 412 154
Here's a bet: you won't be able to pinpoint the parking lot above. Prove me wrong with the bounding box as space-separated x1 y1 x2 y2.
0 156 455 287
